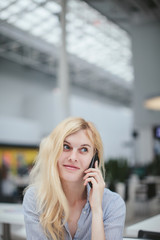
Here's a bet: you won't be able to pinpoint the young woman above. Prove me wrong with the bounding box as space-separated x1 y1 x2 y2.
23 117 126 240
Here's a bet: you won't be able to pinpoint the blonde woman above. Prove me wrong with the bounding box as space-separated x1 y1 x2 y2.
23 117 126 240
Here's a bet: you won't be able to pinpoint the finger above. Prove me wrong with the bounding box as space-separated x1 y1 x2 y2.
83 174 100 186
84 169 102 180
95 160 99 169
84 176 97 186
84 172 105 188
83 172 100 181
84 167 100 173
84 167 104 183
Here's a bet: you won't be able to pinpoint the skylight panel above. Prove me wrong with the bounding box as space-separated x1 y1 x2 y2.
0 0 15 9
33 7 50 18
14 20 33 31
45 1 61 14
31 19 60 38
31 27 46 36
20 12 40 24
7 15 18 24
17 0 37 12
0 2 9 9
0 10 11 20
33 0 46 3
41 16 59 30
66 12 77 22
3 4 20 15
16 0 32 9
45 32 60 44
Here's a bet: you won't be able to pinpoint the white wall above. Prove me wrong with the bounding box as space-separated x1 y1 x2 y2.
0 59 56 142
0 59 133 161
0 116 40 144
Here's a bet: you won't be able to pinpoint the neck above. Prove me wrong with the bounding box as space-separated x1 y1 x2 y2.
61 181 87 206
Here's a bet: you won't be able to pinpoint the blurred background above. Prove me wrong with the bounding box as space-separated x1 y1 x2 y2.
0 0 160 239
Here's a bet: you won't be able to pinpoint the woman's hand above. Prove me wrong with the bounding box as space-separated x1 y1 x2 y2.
83 161 105 212
83 161 106 240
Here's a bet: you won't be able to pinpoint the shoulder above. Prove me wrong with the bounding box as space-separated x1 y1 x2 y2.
103 187 124 202
102 188 126 217
23 186 37 213
23 186 36 202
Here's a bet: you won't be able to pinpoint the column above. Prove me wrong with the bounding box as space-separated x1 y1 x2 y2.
131 22 160 164
57 0 70 120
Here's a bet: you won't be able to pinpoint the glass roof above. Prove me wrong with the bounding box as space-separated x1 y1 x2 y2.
0 0 134 83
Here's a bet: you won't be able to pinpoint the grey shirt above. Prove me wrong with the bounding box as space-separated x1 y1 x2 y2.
23 185 126 240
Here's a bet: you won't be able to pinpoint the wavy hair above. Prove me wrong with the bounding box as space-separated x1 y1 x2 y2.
28 117 104 239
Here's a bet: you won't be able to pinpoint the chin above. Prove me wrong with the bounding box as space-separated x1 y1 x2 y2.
60 173 83 184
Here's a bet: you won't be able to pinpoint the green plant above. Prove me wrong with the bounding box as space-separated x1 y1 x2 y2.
104 158 129 184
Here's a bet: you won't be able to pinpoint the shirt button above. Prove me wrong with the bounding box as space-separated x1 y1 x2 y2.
83 211 86 214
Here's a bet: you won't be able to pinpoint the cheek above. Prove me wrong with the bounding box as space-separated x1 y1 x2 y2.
57 154 64 175
57 153 65 172
81 154 92 169
58 152 66 163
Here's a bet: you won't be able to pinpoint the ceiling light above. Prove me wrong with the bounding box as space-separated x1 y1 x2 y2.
144 96 160 110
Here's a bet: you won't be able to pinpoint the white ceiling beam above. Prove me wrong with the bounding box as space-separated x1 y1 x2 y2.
0 49 56 76
0 21 58 56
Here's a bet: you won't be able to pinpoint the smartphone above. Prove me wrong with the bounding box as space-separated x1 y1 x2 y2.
88 152 99 188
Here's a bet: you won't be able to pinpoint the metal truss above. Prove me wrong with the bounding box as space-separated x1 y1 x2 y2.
0 9 133 107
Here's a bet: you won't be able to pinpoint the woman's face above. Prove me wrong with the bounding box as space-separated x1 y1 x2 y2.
58 129 94 185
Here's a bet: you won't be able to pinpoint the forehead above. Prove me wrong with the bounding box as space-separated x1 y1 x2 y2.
65 129 93 146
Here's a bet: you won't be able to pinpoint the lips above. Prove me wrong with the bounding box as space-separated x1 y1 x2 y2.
63 164 80 170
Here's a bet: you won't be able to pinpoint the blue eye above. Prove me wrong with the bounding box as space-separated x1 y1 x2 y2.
63 144 70 150
81 147 88 152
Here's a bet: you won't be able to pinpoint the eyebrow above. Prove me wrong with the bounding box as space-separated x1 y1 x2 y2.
64 140 91 148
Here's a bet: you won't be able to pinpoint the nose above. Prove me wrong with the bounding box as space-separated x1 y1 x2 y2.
69 149 78 162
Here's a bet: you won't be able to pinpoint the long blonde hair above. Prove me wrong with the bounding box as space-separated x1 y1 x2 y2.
29 117 104 239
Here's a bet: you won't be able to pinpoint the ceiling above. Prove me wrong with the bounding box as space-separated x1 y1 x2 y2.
84 0 160 32
1 0 158 107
